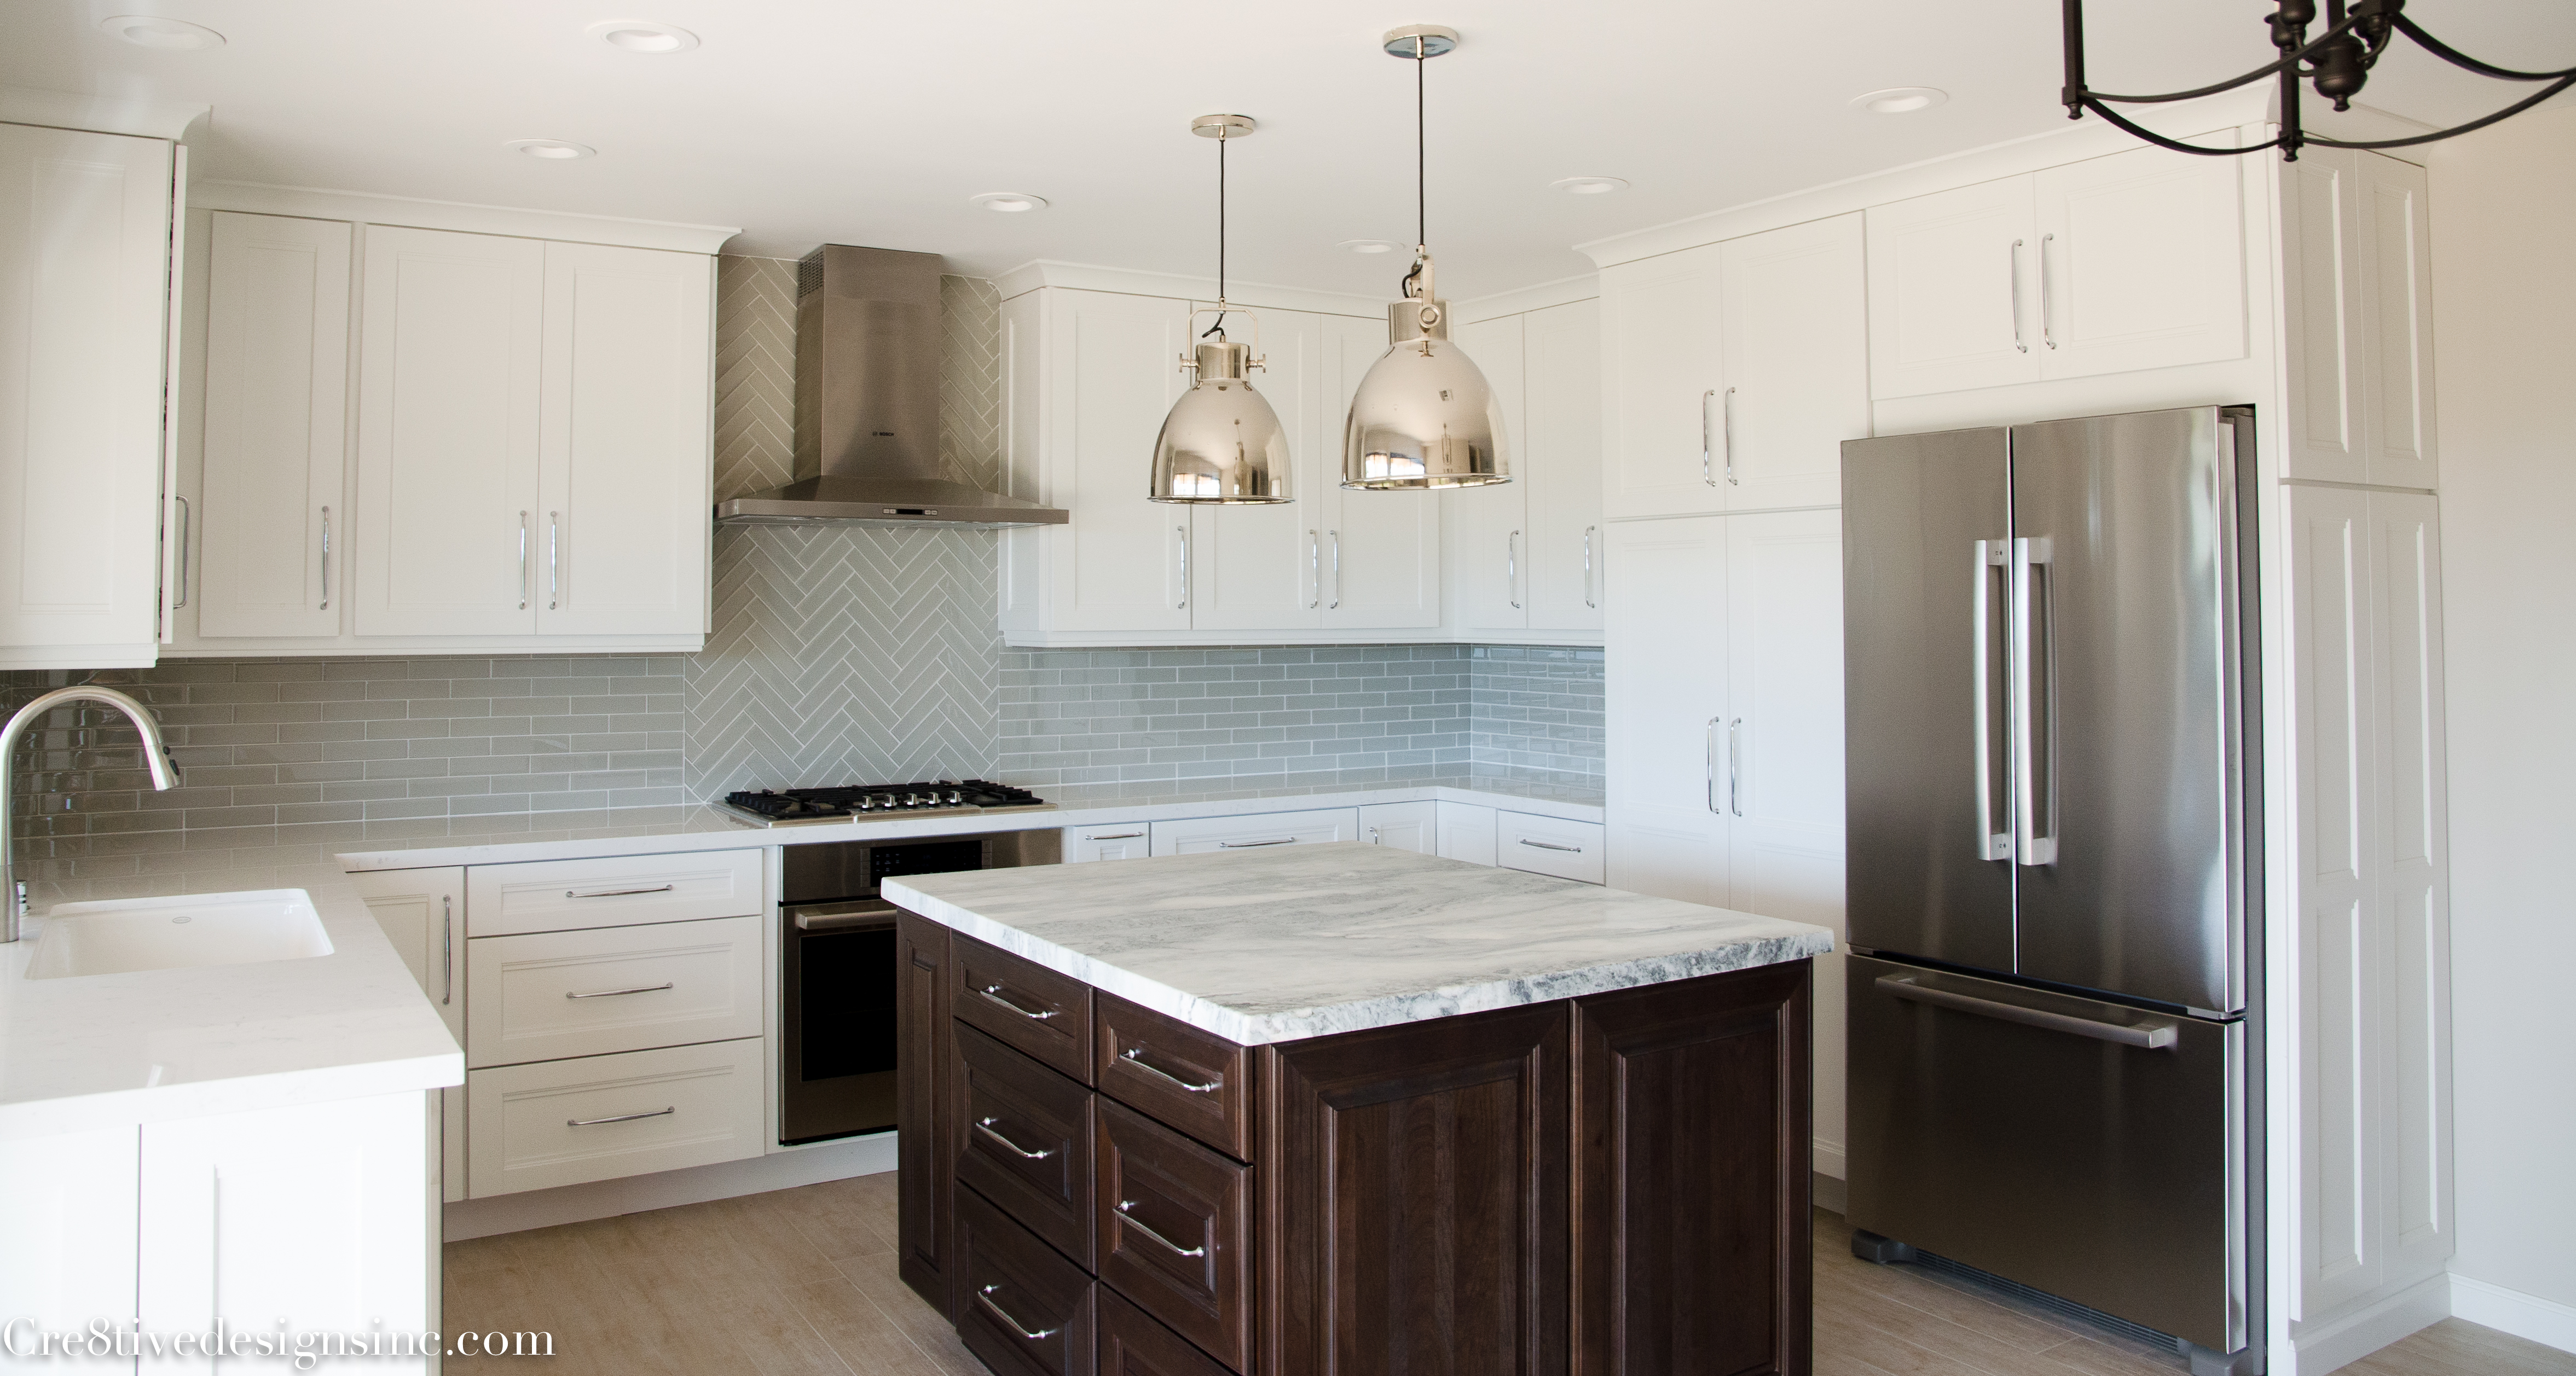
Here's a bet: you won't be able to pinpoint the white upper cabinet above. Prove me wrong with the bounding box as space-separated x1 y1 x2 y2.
2358 156 2435 490
1190 306 1322 632
1024 287 1194 634
0 123 174 670
534 241 713 637
198 212 349 638
1867 146 2246 399
1600 242 1725 519
1317 311 1440 631
354 225 545 638
1520 300 1604 631
1450 312 1527 634
1716 214 1868 511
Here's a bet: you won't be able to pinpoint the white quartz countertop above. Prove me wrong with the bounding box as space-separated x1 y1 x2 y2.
0 853 463 1141
883 842 1834 1046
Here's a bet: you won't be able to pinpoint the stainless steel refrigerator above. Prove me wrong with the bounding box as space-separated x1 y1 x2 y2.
1840 407 2263 1374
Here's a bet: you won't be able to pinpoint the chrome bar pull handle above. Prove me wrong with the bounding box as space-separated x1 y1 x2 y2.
1120 1047 1221 1093
974 1117 1056 1160
565 884 674 899
1721 386 1739 486
440 896 453 1006
566 1106 674 1127
1218 837 1294 849
1507 531 1521 609
1583 525 1596 608
1115 1203 1208 1257
1705 716 1723 814
172 496 191 608
977 984 1059 1020
1176 524 1188 609
547 511 560 611
2040 233 2058 350
1972 540 2012 861
1084 830 1144 841
518 511 530 610
1330 530 1342 610
1729 717 1743 816
565 982 673 1000
1308 530 1320 608
318 506 332 611
2010 240 2029 353
1700 389 1718 485
2011 536 2058 866
1519 839 1582 854
976 1287 1059 1343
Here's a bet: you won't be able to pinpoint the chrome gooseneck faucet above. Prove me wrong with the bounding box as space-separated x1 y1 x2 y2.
2 686 178 942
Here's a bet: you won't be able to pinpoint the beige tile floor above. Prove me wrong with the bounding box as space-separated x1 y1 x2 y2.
444 1177 2576 1376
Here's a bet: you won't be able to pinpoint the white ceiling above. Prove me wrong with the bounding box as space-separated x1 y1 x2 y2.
5 0 2570 298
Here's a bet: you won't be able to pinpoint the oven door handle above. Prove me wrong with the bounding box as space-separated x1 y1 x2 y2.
792 901 900 933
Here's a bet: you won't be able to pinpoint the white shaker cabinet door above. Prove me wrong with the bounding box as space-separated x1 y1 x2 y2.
1865 176 2040 400
198 211 350 638
1523 300 1604 631
1318 312 1441 630
535 241 713 637
0 123 173 669
354 225 543 637
350 865 468 1204
1716 214 1867 512
1041 288 1194 632
1603 516 1730 907
1190 306 1323 632
1450 312 1528 634
1600 241 1726 519
0 1125 141 1369
1359 799 1437 854
2031 144 2248 380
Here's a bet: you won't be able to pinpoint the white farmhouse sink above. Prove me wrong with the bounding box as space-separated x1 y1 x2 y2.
23 889 333 980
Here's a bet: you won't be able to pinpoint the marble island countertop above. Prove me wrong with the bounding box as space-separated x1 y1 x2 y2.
884 841 1835 1045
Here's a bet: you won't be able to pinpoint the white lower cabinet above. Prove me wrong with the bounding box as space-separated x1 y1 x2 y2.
466 1038 764 1198
1149 807 1359 856
465 914 762 1068
1063 821 1151 862
1435 801 1498 866
1496 812 1605 885
1358 800 1436 854
352 866 467 1204
0 1125 143 1368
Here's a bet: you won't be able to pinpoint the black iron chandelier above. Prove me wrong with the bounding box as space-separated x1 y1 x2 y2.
2061 0 2576 161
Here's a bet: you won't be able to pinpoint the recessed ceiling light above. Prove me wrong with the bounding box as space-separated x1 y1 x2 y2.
1852 86 1949 115
1550 176 1629 195
505 140 597 160
584 19 698 53
98 15 225 50
970 192 1049 213
1336 240 1405 255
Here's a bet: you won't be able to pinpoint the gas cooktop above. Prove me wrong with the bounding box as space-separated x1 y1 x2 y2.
717 780 1052 828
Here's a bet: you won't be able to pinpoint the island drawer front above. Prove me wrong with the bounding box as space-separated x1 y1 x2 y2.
464 914 762 1067
1098 1288 1234 1376
1095 1102 1253 1373
954 1023 1097 1269
465 1037 763 1198
1497 812 1606 885
955 933 1094 1084
465 850 763 937
958 1185 1099 1376
1095 994 1253 1162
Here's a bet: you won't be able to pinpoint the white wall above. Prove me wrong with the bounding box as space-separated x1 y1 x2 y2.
2429 103 2576 1330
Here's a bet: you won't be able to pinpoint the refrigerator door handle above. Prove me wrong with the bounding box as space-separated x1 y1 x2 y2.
2011 535 2058 866
1972 539 2012 861
1877 974 2177 1049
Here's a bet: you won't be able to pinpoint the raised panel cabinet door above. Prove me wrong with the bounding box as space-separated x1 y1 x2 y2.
1452 312 1529 633
897 910 956 1309
1095 1101 1254 1371
349 867 466 1048
355 224 542 637
1864 176 2040 400
953 1022 1097 1269
2032 144 2248 380
198 211 350 638
1191 306 1323 631
1716 214 1867 512
1571 964 1811 1376
1045 288 1194 632
1261 1002 1569 1376
0 123 172 668
1599 242 1726 519
1319 312 1441 629
1523 299 1604 630
1604 517 1729 907
2356 155 2436 490
956 1186 1099 1376
2277 149 2370 484
1099 1288 1235 1376
535 241 713 637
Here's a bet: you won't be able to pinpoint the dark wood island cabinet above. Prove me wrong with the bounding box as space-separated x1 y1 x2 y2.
894 909 1813 1376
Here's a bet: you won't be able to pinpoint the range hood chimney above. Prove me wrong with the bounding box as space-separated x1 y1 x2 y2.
714 245 1067 529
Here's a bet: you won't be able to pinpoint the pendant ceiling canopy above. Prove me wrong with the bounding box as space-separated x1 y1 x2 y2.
1149 113 1293 504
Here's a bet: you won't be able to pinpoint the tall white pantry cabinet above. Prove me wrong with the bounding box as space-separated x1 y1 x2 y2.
1589 103 2450 1373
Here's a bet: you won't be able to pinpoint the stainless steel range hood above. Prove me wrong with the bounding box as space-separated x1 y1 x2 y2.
714 245 1067 529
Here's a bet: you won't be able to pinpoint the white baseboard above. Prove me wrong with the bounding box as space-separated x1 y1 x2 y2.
2293 1271 2451 1375
1814 1139 1846 1182
1814 1171 1849 1216
2450 1273 2576 1356
442 1134 896 1242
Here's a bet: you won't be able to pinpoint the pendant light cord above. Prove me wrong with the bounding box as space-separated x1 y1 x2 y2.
1401 37 1427 301
1203 131 1228 338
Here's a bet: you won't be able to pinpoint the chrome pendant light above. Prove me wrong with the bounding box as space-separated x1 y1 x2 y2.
1341 24 1508 492
1149 114 1293 504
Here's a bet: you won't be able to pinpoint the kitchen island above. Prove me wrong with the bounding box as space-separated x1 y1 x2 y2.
884 841 1835 1376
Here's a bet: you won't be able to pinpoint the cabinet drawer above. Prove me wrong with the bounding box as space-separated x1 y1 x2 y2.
465 1038 762 1198
1096 1102 1253 1373
1099 1288 1234 1376
1095 993 1252 1162
956 933 1093 1084
955 1023 1096 1269
1498 812 1606 884
1065 823 1151 863
464 914 761 1067
958 1185 1097 1376
465 849 762 937
1148 808 1358 857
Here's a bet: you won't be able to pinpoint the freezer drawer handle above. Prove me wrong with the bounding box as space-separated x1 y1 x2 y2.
1878 975 2176 1050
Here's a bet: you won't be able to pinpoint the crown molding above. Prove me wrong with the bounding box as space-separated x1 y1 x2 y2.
995 259 1388 318
1 84 205 142
188 181 739 254
1452 272 1600 324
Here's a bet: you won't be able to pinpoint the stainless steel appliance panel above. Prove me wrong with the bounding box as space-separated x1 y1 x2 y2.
1841 427 2016 973
2006 408 2247 1012
1845 954 2243 1351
